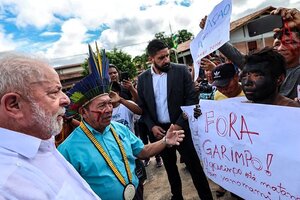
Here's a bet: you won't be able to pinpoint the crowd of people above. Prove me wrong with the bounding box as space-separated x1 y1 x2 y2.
0 6 299 200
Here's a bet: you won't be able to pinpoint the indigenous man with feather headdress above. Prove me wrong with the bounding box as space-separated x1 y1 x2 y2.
58 44 185 200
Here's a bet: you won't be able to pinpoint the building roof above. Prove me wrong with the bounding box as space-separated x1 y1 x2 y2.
176 40 192 53
230 6 276 32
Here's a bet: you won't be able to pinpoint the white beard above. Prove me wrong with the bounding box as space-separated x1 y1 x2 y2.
30 101 65 137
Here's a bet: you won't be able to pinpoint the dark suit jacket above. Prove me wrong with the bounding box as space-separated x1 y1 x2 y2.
137 63 198 132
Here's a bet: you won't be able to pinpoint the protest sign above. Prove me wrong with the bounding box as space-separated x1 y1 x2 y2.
190 0 232 81
182 100 300 200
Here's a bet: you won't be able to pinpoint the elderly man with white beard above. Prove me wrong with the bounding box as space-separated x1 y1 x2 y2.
0 54 101 199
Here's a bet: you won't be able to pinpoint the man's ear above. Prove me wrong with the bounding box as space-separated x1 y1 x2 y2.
79 107 87 118
0 93 24 118
148 56 154 63
277 74 285 86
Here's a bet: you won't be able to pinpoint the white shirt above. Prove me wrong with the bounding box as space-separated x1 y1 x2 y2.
151 66 171 123
112 103 135 131
0 127 100 200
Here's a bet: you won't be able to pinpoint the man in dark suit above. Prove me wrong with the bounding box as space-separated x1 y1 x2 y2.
137 39 213 200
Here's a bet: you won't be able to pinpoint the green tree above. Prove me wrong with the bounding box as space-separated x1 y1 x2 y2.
106 48 136 78
154 30 193 49
152 30 194 63
81 48 137 79
132 53 149 71
176 29 193 44
154 32 173 48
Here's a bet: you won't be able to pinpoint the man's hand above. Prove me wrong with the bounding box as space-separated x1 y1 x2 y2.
271 7 300 30
152 125 166 139
165 124 185 146
182 112 188 120
193 104 202 119
199 15 207 29
201 58 217 71
109 91 121 103
122 79 134 91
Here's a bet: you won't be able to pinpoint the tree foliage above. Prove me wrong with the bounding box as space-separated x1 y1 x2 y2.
154 29 193 49
106 48 136 78
81 48 137 78
132 53 149 71
151 30 194 62
176 29 193 44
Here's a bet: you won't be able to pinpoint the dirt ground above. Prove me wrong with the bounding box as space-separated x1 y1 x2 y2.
143 156 239 200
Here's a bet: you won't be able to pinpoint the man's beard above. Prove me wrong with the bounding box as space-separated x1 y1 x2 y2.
30 101 65 137
154 62 171 72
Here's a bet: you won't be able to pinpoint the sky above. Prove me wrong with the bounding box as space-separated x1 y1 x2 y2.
0 0 299 67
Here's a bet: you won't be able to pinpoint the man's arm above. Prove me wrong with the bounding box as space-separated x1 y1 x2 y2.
137 124 184 159
120 99 142 115
110 91 142 115
219 43 246 69
137 74 156 131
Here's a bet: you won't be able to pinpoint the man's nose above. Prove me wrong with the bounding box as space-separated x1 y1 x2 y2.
243 76 253 86
164 56 170 62
60 92 70 106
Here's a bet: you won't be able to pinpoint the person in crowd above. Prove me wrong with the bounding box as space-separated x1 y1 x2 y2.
0 53 100 199
206 63 245 197
241 47 299 107
193 47 299 200
110 81 142 132
108 64 138 102
137 39 213 200
200 7 300 100
196 55 224 100
212 63 245 101
58 45 185 200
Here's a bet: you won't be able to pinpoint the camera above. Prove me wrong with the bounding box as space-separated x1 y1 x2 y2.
199 80 213 93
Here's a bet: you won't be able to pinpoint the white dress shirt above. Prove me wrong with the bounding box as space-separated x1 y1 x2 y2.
0 127 100 200
151 66 171 124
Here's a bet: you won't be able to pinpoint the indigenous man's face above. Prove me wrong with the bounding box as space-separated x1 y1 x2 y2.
151 48 170 73
108 67 119 82
240 63 276 102
84 95 113 131
273 32 300 68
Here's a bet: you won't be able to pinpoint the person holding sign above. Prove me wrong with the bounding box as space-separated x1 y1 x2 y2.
200 7 300 100
58 45 185 200
241 47 300 107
